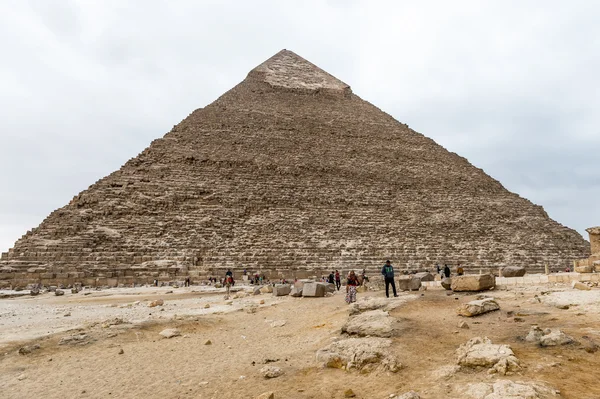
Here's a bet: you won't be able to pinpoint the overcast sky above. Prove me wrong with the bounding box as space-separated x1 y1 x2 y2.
1 1 598 253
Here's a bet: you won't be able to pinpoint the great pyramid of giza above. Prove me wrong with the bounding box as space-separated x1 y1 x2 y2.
0 50 590 287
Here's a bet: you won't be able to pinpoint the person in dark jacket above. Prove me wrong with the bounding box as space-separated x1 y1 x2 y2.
328 271 335 284
443 264 451 278
381 260 398 298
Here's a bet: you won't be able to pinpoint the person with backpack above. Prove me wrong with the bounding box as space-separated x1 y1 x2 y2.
381 260 398 298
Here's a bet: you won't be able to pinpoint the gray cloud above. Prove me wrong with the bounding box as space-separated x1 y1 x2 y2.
1 1 598 252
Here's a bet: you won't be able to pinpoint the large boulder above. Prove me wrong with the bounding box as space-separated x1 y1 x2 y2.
413 272 434 281
575 265 594 273
451 274 495 292
456 337 520 375
526 326 576 347
501 266 527 277
289 286 303 297
397 276 421 291
316 337 401 373
302 282 326 297
457 298 500 317
159 328 181 339
272 284 291 296
341 310 395 338
260 285 273 294
293 279 314 290
460 380 562 399
441 277 452 290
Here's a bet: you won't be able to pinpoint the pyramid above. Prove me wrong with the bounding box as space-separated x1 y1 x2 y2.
0 50 590 288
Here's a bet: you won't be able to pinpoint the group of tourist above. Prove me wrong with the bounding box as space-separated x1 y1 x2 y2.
435 263 464 278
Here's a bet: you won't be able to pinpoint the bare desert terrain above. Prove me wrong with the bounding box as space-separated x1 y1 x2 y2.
1 281 600 399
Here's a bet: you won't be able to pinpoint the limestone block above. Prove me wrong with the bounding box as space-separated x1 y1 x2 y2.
572 281 591 291
575 265 594 273
272 284 291 296
302 282 326 297
398 277 421 291
258 285 272 293
457 298 500 317
413 272 434 281
500 266 526 277
451 274 495 292
293 279 314 290
289 286 303 297
441 277 452 290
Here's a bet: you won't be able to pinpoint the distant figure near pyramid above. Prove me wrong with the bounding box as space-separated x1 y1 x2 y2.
0 50 590 288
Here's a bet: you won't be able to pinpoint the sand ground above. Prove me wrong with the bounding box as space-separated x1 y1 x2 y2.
1 283 600 399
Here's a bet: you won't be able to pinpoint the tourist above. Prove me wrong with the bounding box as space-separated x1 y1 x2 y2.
436 264 441 274
456 264 464 276
328 271 335 284
224 274 233 299
443 264 451 278
361 268 369 284
381 260 398 298
335 270 341 290
346 271 359 304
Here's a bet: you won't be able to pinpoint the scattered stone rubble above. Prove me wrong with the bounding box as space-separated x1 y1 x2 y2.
316 337 402 373
456 337 520 375
341 309 396 338
525 326 576 347
457 298 500 317
460 380 561 399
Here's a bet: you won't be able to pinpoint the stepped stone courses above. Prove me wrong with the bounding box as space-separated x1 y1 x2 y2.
0 49 590 287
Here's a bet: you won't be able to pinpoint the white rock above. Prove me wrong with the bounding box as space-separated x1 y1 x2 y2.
456 337 520 375
159 328 181 339
462 380 561 399
341 309 395 337
260 366 283 378
393 391 420 399
457 298 500 317
270 320 286 328
316 337 401 373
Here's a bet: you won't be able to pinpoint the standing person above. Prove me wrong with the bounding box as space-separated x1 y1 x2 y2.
436 264 441 275
443 264 451 278
335 270 341 290
456 263 464 276
328 271 335 284
345 271 359 304
224 274 233 299
381 260 398 298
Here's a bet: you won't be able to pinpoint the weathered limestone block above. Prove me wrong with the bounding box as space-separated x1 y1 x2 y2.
457 298 500 317
260 285 273 294
441 277 452 290
456 337 520 375
302 282 326 297
398 276 421 291
501 266 526 277
575 265 594 273
293 279 314 290
341 309 395 337
272 284 291 296
316 337 401 373
289 286 303 297
572 281 591 291
413 272 434 281
451 274 495 292
461 380 562 399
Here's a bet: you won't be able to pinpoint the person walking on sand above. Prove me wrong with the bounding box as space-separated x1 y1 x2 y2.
381 260 398 298
345 271 359 304
224 274 233 299
335 270 341 290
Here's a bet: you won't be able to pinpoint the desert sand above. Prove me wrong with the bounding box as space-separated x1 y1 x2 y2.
1 281 600 399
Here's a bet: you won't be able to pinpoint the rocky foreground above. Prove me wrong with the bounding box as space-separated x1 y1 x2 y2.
1 281 600 398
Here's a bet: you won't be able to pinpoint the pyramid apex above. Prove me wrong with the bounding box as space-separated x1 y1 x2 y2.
249 49 351 94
